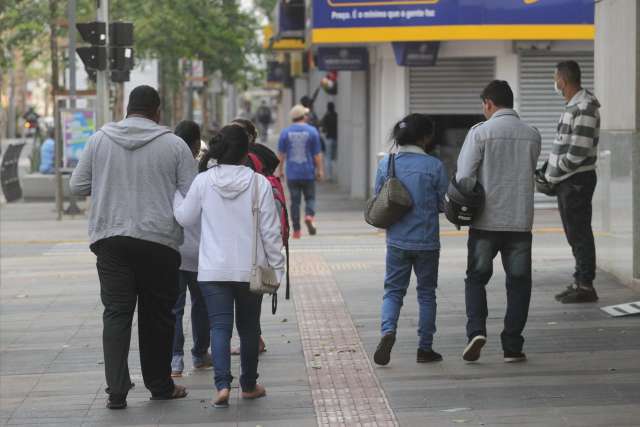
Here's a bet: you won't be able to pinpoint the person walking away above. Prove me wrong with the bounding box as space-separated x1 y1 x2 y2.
256 101 272 144
170 120 212 377
69 85 193 408
457 80 541 363
546 61 601 304
300 95 320 129
39 128 55 174
231 117 276 355
277 105 324 239
321 102 338 182
174 125 285 407
372 114 448 366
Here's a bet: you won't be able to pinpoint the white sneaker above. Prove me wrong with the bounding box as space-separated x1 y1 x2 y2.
462 335 486 362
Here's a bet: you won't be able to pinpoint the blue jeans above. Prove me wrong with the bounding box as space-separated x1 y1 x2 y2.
287 180 316 231
172 271 210 361
381 246 439 350
199 282 261 392
465 229 532 353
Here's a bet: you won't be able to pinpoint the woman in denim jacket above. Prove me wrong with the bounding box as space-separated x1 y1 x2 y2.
373 114 448 366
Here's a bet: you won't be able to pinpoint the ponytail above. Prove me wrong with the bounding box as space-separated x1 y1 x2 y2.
390 113 435 151
199 125 249 171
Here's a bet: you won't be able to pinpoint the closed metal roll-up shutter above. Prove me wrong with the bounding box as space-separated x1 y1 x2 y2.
518 51 594 162
409 58 496 115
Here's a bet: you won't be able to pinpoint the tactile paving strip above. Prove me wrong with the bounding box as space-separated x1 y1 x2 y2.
291 254 398 427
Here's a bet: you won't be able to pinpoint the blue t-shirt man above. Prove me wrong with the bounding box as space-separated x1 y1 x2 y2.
277 105 324 238
278 122 322 181
39 137 55 174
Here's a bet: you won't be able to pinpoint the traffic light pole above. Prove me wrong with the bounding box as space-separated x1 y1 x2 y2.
96 0 110 128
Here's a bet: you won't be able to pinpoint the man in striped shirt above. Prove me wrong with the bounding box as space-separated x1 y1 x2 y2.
545 60 601 304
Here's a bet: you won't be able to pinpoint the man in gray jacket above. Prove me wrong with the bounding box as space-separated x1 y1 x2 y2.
456 80 541 364
70 86 195 408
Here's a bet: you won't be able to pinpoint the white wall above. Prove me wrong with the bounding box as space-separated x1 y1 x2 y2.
595 0 638 131
336 70 368 199
593 0 639 285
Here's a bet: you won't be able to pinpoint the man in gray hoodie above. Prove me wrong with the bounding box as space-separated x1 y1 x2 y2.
70 85 195 408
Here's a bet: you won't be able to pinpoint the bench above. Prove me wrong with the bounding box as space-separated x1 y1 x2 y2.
21 173 82 201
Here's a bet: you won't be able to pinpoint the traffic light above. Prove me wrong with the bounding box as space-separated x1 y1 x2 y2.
76 22 106 45
76 21 134 82
76 22 107 71
109 22 134 82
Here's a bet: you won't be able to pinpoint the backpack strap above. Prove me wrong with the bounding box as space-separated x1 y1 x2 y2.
272 293 278 315
285 242 290 300
250 174 260 272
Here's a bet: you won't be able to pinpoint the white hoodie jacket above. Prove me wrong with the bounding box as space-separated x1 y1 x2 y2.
173 164 285 284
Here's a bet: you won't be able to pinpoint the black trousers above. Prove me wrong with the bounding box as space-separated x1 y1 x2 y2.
91 236 180 397
465 229 533 353
556 171 597 286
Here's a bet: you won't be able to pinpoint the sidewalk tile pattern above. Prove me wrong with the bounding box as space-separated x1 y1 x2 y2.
291 254 399 427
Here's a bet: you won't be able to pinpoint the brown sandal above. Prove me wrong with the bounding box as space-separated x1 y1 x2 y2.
150 384 188 400
213 388 230 408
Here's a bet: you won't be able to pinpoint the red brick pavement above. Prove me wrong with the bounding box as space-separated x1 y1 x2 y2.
291 254 398 427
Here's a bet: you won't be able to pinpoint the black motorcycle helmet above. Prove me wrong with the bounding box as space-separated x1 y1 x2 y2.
535 161 556 196
444 177 485 227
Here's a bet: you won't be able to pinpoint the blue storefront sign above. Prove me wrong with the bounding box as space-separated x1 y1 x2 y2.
316 47 369 71
392 42 439 66
312 0 595 43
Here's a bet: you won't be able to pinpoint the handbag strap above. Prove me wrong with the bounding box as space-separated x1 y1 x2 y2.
388 153 396 178
251 175 260 269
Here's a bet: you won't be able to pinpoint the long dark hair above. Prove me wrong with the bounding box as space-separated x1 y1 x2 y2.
174 120 201 155
391 113 435 152
198 124 249 172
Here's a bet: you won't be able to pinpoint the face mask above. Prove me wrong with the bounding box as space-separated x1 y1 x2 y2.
554 81 563 96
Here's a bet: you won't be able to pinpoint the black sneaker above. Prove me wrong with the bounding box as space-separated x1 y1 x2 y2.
417 348 443 363
504 351 527 363
105 382 134 409
554 284 576 301
373 333 396 366
560 286 598 304
106 395 127 409
304 215 317 236
462 335 486 362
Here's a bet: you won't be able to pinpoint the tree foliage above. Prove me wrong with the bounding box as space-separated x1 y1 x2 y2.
1 0 51 68
254 0 278 20
2 0 260 84
110 0 260 84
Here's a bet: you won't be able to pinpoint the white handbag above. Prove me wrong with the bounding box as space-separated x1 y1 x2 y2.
249 176 280 295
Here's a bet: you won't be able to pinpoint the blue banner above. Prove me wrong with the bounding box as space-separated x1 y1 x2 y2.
312 0 595 43
392 42 439 66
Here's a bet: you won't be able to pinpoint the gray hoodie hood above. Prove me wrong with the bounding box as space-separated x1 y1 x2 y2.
209 165 254 199
100 117 172 150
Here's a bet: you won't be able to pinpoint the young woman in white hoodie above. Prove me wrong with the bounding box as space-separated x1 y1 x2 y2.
174 124 285 407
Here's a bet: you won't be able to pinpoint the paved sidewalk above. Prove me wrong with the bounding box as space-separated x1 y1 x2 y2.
1 184 640 426
1 203 315 427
